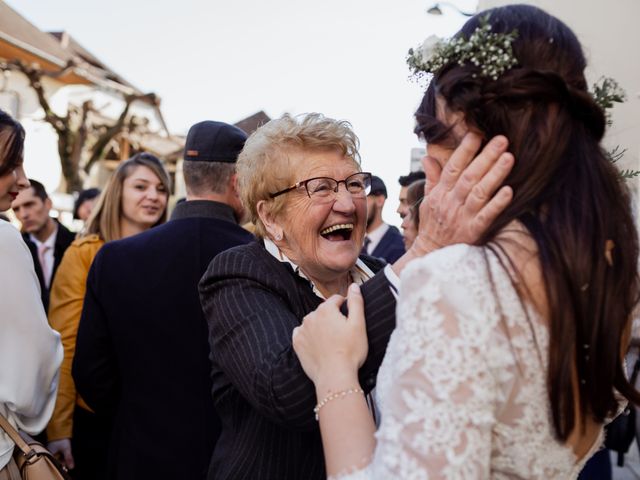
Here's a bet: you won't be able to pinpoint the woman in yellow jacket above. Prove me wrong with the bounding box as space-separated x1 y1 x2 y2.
46 153 170 479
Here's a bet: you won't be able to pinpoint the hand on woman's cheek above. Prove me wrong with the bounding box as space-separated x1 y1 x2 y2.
411 133 514 255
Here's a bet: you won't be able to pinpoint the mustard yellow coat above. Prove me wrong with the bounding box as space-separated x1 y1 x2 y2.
46 234 104 441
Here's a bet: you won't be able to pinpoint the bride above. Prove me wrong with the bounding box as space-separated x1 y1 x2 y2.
292 5 640 479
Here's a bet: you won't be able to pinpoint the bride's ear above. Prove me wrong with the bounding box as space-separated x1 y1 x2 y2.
257 200 284 242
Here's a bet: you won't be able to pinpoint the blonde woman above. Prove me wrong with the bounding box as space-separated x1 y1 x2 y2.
0 109 62 480
46 153 169 479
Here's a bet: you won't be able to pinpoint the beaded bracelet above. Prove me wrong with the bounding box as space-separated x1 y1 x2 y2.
314 387 365 421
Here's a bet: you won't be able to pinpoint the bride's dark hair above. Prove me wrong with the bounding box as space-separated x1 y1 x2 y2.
415 4 640 440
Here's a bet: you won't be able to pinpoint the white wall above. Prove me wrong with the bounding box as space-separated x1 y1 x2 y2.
477 0 640 186
0 72 67 193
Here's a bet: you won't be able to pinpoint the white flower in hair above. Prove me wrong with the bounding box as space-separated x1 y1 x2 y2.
418 35 442 64
407 14 518 82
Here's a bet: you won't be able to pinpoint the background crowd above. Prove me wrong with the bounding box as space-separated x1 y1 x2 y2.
1 4 640 480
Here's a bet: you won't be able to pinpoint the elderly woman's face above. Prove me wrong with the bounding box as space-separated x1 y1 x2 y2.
277 149 366 282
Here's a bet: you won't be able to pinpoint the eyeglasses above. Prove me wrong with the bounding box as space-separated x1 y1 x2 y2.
269 172 372 201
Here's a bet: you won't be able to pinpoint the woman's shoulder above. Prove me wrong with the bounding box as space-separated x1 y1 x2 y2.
0 221 30 259
212 240 271 268
71 233 101 247
201 240 296 295
399 244 503 323
59 234 104 268
69 234 103 253
403 243 487 284
0 220 22 244
203 240 279 283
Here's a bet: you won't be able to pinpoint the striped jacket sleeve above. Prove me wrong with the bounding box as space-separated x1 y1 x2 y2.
199 245 397 430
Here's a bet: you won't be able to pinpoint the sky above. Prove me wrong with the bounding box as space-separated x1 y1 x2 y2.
9 0 477 226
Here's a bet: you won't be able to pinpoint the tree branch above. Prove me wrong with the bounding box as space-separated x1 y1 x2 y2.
2 60 68 133
84 93 155 173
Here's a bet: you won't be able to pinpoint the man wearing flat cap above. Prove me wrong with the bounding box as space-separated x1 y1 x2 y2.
72 121 254 480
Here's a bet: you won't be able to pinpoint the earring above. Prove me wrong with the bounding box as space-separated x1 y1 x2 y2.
275 232 283 241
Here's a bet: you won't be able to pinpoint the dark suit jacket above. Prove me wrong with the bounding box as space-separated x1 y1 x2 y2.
22 220 75 311
371 224 405 264
72 200 254 480
198 241 397 480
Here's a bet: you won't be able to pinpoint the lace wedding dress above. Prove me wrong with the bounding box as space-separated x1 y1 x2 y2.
340 244 603 479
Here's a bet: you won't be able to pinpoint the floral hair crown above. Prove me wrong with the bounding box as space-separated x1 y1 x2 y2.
407 15 518 81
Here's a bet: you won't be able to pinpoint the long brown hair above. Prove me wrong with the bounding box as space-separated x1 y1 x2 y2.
415 5 640 440
82 153 170 242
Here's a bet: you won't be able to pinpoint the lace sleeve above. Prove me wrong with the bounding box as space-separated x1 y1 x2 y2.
367 246 499 479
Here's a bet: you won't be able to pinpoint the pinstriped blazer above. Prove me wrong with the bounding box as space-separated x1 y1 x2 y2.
199 240 397 480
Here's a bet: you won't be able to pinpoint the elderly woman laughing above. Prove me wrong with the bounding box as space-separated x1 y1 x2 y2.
198 113 514 480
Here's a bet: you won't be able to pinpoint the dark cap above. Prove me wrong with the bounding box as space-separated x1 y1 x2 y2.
369 175 387 198
184 121 248 163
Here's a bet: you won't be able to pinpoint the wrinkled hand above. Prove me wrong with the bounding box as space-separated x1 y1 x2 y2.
412 133 514 256
48 438 74 470
293 284 367 385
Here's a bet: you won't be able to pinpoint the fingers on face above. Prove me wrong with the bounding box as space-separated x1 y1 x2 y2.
452 135 509 202
418 186 444 229
469 185 514 238
439 132 483 190
462 152 514 214
423 155 442 192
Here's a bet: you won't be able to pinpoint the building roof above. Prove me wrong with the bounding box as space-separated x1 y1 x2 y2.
48 31 139 92
0 0 71 67
234 110 271 135
0 1 142 95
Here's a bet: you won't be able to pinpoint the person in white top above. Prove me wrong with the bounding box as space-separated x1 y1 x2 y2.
0 109 63 479
293 5 640 479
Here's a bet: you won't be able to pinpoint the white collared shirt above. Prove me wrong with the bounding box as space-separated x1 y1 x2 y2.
363 223 389 255
264 238 400 300
264 238 375 299
29 224 58 288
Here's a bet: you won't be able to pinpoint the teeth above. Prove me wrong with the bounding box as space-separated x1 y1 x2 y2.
320 223 354 235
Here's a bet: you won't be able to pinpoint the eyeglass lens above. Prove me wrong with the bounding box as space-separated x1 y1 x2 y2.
306 173 371 198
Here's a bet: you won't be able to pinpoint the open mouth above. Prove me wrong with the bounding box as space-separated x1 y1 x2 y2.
320 223 354 242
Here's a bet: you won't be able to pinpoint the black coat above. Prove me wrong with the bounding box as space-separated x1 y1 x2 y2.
370 224 405 264
22 220 75 311
72 200 254 480
198 241 397 480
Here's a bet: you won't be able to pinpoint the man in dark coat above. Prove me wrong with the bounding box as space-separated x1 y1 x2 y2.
72 121 254 480
11 179 75 311
361 175 405 264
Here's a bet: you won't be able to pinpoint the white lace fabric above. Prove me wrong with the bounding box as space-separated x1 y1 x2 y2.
334 244 603 480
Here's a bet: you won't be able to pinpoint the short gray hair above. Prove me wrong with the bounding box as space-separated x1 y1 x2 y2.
182 160 236 195
237 113 360 238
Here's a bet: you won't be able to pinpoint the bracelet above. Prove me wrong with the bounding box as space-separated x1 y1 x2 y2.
314 387 365 421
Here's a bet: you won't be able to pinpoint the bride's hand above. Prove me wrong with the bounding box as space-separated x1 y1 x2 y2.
293 284 367 385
